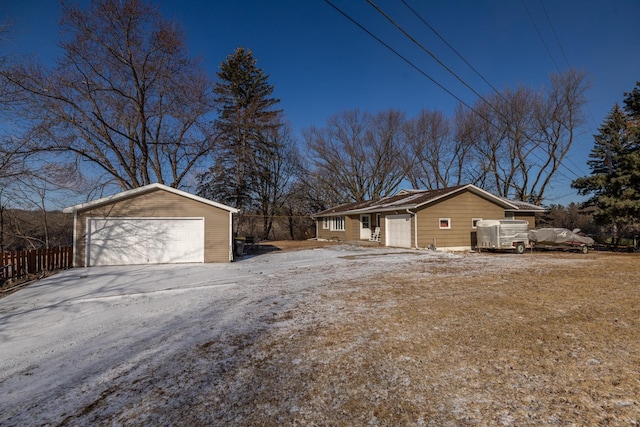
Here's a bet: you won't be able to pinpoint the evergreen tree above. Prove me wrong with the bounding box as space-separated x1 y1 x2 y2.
198 47 281 213
624 81 640 117
572 83 640 243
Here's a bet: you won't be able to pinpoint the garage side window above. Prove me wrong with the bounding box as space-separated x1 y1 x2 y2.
439 218 451 229
331 216 345 231
322 217 329 229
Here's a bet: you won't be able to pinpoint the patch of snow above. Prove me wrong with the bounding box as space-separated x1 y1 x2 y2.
0 245 553 424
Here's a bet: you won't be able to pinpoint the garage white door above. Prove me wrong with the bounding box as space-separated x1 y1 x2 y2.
386 214 412 248
86 218 205 266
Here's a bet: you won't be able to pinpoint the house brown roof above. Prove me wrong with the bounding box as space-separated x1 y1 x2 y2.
312 184 532 217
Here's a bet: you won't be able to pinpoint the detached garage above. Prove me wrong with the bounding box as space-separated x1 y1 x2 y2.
63 183 239 266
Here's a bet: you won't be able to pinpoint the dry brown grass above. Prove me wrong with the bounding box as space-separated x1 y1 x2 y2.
251 239 341 252
183 251 640 426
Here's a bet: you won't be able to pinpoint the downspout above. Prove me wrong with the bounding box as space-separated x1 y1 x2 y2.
406 209 418 249
72 211 77 267
229 211 234 262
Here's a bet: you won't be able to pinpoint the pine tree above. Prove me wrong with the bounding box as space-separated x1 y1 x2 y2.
572 83 640 243
198 47 282 213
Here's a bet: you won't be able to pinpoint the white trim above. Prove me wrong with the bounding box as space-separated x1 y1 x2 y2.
330 216 345 231
63 183 239 214
472 218 482 229
439 218 451 229
229 211 234 261
360 214 371 240
413 211 418 249
72 211 78 267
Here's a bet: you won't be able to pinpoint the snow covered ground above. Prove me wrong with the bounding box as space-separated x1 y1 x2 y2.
0 244 460 425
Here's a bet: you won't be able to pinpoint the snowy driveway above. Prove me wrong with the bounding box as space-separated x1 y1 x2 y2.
0 244 450 425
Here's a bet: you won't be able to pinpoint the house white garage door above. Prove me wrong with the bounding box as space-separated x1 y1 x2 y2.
386 214 412 248
86 218 205 266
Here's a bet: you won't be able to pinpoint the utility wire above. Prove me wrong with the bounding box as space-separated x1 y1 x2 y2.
325 0 583 185
530 0 592 177
521 0 560 73
323 0 481 118
400 0 587 179
538 0 571 69
366 0 582 182
399 0 506 102
366 0 506 121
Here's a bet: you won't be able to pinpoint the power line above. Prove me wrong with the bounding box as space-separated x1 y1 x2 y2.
399 0 506 102
521 0 560 73
366 0 528 140
324 0 584 185
365 0 583 183
538 0 571 69
397 0 587 182
322 0 481 117
529 1 593 178
366 0 498 112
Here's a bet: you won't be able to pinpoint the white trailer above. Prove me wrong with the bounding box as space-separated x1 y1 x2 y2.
475 219 530 254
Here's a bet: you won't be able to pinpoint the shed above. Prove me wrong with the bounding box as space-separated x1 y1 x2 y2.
63 183 239 266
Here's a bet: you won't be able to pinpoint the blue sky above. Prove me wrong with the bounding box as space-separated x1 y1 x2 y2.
2 0 639 205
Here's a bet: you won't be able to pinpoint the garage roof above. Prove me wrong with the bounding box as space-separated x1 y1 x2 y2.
63 183 239 214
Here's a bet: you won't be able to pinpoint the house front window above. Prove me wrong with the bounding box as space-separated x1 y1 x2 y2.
439 218 451 229
472 218 482 228
331 216 345 231
322 217 329 229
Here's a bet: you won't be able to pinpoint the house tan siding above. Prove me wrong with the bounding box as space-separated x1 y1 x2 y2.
513 212 537 227
73 188 231 266
346 215 361 240
315 215 361 241
416 190 505 249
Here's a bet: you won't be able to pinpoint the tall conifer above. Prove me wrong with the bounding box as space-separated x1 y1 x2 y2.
198 47 281 213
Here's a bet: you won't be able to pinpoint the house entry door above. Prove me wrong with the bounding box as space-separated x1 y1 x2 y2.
360 214 371 239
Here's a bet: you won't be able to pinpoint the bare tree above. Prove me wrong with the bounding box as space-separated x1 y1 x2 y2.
530 70 589 204
461 69 588 203
404 108 475 189
254 122 302 240
0 163 79 250
1 0 216 190
304 109 411 202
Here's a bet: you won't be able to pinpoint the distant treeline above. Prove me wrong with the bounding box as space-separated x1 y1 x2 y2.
0 209 72 252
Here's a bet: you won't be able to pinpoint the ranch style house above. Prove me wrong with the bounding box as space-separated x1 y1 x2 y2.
312 184 546 250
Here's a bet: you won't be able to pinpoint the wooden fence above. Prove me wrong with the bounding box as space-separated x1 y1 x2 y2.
1 247 73 285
